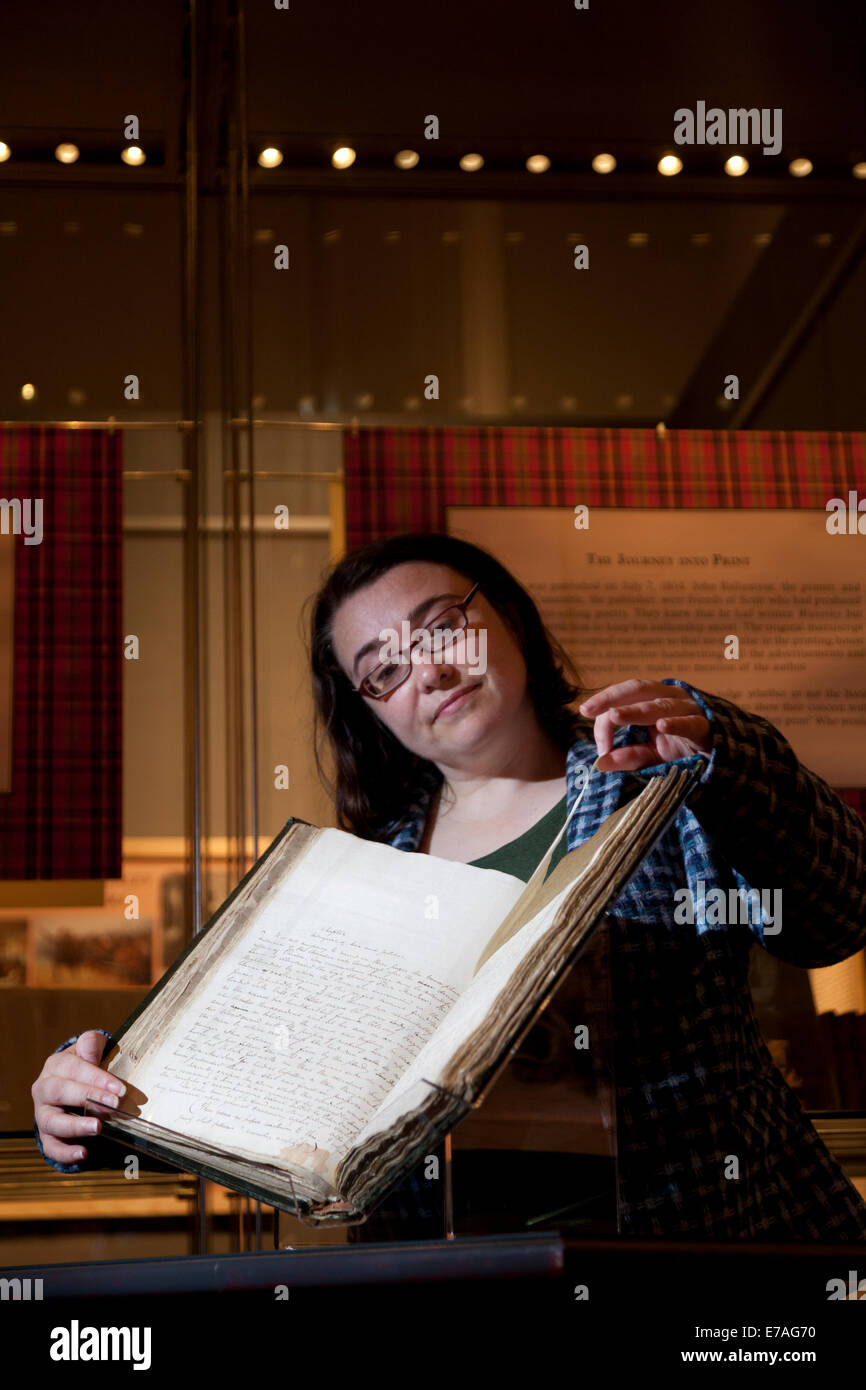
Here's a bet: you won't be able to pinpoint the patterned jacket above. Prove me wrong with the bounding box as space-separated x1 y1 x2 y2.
375 677 866 1240
36 678 866 1241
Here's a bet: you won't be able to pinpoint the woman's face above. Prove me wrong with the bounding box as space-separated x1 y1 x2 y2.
329 561 532 769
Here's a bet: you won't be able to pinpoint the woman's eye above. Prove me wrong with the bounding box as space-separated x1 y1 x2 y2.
431 612 460 635
379 662 398 680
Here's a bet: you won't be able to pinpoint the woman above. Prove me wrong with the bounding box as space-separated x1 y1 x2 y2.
32 532 866 1242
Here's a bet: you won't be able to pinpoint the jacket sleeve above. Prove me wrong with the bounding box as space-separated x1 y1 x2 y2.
661 677 866 968
34 1028 127 1173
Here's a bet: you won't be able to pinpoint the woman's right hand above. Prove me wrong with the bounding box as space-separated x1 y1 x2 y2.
32 1030 126 1165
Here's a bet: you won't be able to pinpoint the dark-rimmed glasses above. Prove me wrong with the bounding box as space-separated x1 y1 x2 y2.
354 582 481 699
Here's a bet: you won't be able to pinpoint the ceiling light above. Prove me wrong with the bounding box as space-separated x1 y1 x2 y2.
724 154 749 177
394 149 419 169
852 161 866 180
658 154 683 176
121 145 146 166
332 146 356 169
55 143 80 164
788 157 812 177
257 147 283 168
592 153 616 174
459 153 484 172
0 142 10 163
20 383 36 402
526 154 550 173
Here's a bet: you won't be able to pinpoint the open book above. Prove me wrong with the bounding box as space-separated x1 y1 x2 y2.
89 756 706 1222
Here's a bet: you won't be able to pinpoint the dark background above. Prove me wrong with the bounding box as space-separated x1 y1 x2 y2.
1 0 865 426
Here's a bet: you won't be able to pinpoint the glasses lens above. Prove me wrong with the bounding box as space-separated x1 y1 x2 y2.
365 658 411 697
425 606 466 654
362 601 471 695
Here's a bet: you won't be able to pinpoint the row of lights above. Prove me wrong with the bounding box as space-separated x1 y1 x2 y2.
4 140 862 180
11 385 673 413
0 142 146 165
258 145 866 180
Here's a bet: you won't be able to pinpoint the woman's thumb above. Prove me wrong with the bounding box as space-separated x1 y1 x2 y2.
75 1030 108 1063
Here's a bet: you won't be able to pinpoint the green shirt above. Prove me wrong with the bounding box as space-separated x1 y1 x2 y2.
468 795 569 883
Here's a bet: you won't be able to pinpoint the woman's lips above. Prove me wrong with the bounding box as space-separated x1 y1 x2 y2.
434 682 481 720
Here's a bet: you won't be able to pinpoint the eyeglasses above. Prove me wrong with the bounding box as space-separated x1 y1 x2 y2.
354 581 481 699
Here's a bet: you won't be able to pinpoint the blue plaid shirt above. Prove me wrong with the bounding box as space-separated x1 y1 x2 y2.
37 678 866 1240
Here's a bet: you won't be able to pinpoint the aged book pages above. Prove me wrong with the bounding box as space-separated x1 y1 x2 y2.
104 827 526 1190
96 760 703 1216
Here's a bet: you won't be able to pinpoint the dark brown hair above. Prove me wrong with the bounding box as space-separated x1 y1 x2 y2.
308 532 593 840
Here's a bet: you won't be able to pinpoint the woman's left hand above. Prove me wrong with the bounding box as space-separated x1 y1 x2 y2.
578 678 712 772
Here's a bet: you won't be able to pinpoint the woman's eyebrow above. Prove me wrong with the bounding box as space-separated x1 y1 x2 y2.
352 592 460 674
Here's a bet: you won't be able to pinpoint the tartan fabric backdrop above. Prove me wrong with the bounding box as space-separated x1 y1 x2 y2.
344 425 866 812
0 426 122 879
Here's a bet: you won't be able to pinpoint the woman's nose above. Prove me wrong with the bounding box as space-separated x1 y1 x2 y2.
414 651 457 688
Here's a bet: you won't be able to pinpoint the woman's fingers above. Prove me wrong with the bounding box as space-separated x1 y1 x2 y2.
594 700 700 755
34 1109 104 1165
579 677 661 717
655 714 711 743
595 744 670 772
580 681 679 757
36 1107 102 1140
605 697 697 725
32 1044 127 1164
35 1070 122 1111
57 1046 124 1091
34 1100 104 1164
38 1130 91 1164
36 1050 125 1100
595 717 712 770
579 679 710 759
74 1030 112 1064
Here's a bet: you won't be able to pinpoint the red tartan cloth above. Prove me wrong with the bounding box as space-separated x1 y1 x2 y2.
344 425 866 815
0 427 122 878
